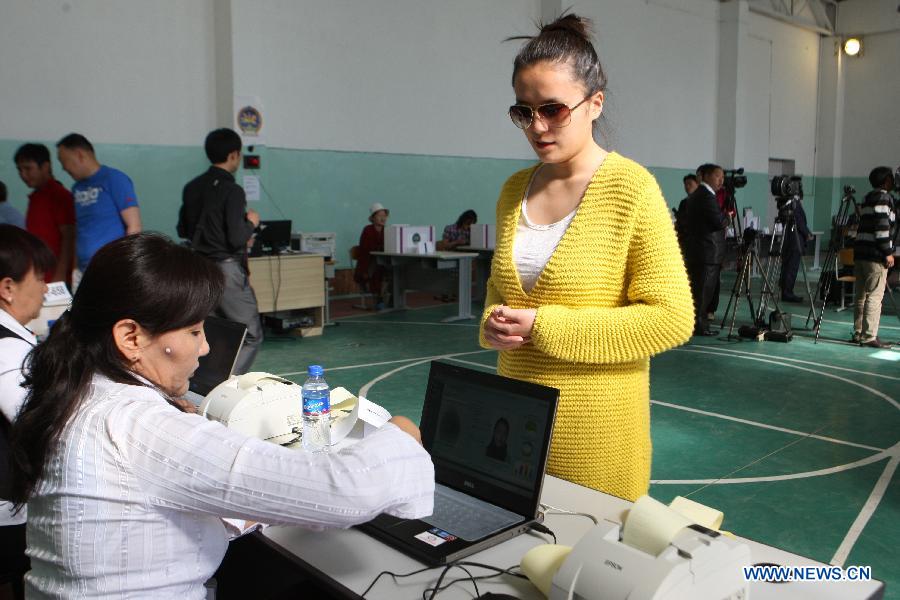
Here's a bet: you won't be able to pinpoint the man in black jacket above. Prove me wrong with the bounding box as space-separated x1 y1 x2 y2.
178 129 262 374
779 197 812 302
851 166 896 348
682 164 729 336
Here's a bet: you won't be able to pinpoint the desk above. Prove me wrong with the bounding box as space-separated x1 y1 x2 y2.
248 253 325 336
260 475 883 599
371 251 478 322
458 246 494 303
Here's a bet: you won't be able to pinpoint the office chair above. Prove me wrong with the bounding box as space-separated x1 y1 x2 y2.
349 245 374 310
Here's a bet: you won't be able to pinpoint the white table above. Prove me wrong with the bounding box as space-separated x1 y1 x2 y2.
259 476 884 600
371 251 478 322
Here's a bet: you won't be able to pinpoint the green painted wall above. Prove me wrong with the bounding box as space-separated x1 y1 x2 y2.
0 138 869 265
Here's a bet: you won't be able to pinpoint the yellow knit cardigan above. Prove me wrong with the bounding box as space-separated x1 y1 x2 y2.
479 152 694 501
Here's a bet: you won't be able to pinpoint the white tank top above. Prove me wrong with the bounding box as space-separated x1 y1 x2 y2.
512 172 579 293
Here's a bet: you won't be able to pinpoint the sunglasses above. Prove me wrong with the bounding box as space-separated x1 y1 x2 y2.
508 96 591 129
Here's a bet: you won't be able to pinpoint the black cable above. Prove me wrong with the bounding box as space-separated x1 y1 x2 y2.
360 564 438 597
423 563 526 598
361 560 526 598
425 564 479 600
425 562 526 599
528 522 557 544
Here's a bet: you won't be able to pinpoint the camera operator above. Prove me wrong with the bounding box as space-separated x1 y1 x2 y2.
779 196 813 303
851 166 896 348
683 163 729 336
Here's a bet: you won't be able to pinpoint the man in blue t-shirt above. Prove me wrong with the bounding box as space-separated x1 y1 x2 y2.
57 133 142 271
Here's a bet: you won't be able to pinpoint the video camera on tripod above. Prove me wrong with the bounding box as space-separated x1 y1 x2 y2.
772 175 803 219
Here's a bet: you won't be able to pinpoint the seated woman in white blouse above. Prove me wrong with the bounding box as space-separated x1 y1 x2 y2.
0 225 55 600
7 233 434 600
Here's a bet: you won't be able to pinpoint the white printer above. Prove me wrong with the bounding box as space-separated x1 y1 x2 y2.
549 520 750 600
522 495 751 600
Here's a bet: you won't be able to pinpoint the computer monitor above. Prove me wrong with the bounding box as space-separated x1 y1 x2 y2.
256 220 292 253
189 316 247 397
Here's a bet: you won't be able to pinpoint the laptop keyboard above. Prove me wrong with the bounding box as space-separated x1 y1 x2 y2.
422 485 524 542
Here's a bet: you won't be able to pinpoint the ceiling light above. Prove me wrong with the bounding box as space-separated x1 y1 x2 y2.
843 37 862 56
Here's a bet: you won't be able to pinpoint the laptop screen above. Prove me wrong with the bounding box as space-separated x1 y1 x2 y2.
421 361 559 517
189 316 247 396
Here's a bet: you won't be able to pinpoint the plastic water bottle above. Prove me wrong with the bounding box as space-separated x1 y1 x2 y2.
302 365 331 452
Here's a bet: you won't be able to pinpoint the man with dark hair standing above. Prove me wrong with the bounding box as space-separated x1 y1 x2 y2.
851 166 896 348
56 133 141 272
178 128 262 374
675 174 699 254
682 163 729 336
15 143 76 286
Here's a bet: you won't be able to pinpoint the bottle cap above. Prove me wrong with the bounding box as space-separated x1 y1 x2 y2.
307 365 324 377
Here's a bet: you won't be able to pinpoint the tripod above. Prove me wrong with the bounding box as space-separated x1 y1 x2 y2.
755 198 815 329
721 228 787 340
807 190 858 342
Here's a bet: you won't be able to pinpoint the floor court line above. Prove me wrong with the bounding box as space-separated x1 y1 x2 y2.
680 345 900 382
337 319 479 328
651 399 885 452
675 347 900 412
358 350 493 398
275 350 493 378
830 447 899 567
445 357 887 453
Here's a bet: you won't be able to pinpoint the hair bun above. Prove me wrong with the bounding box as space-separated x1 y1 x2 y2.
540 13 593 41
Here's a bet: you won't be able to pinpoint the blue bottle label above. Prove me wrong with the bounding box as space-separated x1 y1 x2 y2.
303 394 330 415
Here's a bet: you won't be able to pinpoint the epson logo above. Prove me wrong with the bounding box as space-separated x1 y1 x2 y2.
463 481 475 489
604 559 622 571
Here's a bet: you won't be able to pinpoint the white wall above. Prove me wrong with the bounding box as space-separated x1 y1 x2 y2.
228 0 539 159
0 0 217 146
835 0 900 175
746 11 820 177
572 0 720 169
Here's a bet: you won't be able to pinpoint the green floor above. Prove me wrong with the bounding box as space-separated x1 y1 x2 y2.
253 281 900 597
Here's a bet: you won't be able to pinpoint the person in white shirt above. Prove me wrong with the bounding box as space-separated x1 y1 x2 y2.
0 225 54 600
7 232 434 600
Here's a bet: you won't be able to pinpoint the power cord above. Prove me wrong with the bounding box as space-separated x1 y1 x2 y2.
528 522 557 544
360 561 525 599
539 502 600 525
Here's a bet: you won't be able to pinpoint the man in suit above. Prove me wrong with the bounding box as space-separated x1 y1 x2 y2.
682 164 729 336
779 197 812 302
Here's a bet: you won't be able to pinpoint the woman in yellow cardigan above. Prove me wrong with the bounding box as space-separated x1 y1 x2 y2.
481 14 694 502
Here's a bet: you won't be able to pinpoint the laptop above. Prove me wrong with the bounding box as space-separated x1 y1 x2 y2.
359 361 559 565
185 316 247 405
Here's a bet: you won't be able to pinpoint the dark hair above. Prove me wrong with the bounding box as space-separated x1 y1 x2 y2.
697 163 723 180
8 233 224 507
683 174 698 184
14 143 51 166
869 166 893 189
456 209 478 227
56 133 95 154
0 224 56 281
508 14 608 137
0 181 6 203
205 128 242 164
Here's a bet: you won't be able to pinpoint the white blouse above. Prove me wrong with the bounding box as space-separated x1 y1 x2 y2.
0 308 36 527
513 195 578 294
25 375 434 599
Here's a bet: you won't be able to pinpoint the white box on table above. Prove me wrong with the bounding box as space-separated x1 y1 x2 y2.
469 224 495 249
385 225 435 254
